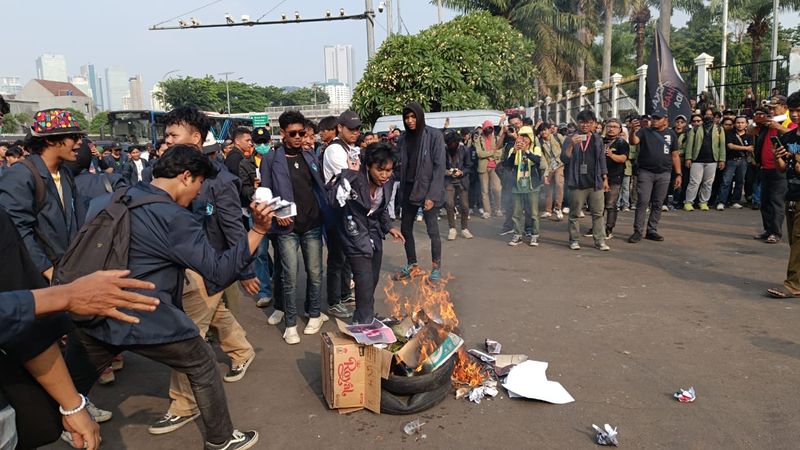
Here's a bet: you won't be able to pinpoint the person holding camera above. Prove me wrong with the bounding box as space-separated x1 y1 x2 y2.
507 126 546 246
443 131 473 240
753 95 797 243
766 91 800 298
475 119 504 219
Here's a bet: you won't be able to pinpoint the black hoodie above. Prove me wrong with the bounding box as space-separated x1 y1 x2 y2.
402 102 426 181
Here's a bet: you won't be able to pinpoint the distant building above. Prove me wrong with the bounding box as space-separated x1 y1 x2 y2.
80 64 102 110
70 76 93 100
0 76 23 97
128 75 144 110
150 82 168 111
105 66 129 110
319 80 352 109
323 45 356 88
19 79 94 118
35 54 68 82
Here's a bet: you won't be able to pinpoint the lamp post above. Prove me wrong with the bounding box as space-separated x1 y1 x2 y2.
219 71 234 116
161 69 181 80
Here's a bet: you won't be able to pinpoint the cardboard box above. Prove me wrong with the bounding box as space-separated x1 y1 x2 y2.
321 331 392 414
395 322 463 374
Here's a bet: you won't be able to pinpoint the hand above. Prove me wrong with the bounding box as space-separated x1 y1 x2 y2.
250 201 276 232
605 148 613 157
674 174 682 190
746 145 755 152
773 146 788 160
277 217 293 227
240 277 260 296
423 199 434 211
64 270 159 323
685 160 692 169
389 228 405 243
630 119 640 131
718 161 726 170
43 267 53 282
347 157 361 171
62 407 100 450
254 178 261 188
544 175 551 186
603 179 610 193
499 114 507 124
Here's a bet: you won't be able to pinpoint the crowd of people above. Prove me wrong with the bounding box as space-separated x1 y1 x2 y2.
0 86 799 450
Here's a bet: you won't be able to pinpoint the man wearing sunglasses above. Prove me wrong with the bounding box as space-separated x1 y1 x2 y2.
260 110 329 344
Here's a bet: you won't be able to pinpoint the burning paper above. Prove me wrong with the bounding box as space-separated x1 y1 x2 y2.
502 360 575 404
336 318 396 345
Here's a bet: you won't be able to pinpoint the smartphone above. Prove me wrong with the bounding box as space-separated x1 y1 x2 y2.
771 136 783 148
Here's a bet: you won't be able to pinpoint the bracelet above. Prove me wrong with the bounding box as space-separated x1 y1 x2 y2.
59 394 88 416
251 227 267 236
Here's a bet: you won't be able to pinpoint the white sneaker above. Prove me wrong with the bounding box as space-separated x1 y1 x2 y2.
569 241 581 250
541 211 552 218
267 310 284 325
562 207 570 214
716 203 725 211
661 205 669 211
731 203 743 209
555 209 564 220
577 210 585 218
88 401 112 423
529 235 539 247
461 229 474 239
283 326 300 344
481 212 490 219
304 317 324 335
319 312 329 322
255 297 271 308
447 228 457 240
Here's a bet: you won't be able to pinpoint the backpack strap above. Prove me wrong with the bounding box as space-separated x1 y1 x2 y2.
102 174 113 193
19 159 46 215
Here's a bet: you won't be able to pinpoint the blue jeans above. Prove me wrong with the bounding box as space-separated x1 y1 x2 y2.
276 227 323 327
0 406 17 450
255 236 273 299
718 159 747 205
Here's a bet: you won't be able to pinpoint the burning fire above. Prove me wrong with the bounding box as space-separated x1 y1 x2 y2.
383 273 487 384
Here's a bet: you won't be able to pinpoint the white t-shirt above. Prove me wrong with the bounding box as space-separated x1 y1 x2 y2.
134 159 144 179
323 141 353 182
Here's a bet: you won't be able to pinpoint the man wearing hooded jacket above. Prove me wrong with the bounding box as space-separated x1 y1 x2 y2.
395 103 446 283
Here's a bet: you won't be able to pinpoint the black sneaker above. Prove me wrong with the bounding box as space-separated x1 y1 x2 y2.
645 232 664 241
148 412 200 435
206 430 259 450
628 232 642 243
224 355 255 383
605 229 614 240
583 229 594 237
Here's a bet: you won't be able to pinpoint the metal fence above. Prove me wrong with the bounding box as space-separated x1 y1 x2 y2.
707 57 788 113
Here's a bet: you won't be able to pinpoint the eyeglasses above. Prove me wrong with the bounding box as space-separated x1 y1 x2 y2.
287 130 307 138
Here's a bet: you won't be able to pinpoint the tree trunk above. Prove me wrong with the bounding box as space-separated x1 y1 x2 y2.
577 3 586 86
660 0 671 44
602 0 614 82
751 32 762 95
636 23 646 67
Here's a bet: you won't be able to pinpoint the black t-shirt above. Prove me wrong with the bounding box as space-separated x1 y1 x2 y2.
782 131 800 201
604 137 630 185
696 125 715 163
575 144 596 189
725 130 752 160
636 127 678 174
286 152 321 234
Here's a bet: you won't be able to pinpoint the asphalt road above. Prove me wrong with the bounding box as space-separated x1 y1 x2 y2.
46 207 800 449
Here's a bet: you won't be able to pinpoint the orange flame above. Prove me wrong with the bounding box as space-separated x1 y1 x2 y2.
383 274 486 384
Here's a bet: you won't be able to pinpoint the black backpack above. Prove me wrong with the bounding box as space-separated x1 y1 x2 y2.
53 187 170 326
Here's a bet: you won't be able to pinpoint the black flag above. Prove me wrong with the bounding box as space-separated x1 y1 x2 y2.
645 27 691 123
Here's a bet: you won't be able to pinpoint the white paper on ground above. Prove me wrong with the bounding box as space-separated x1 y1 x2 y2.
502 360 575 404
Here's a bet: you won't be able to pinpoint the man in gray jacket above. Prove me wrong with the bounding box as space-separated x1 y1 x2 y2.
395 102 446 283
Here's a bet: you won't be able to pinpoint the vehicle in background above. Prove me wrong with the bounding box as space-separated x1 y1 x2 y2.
372 109 506 133
107 110 253 147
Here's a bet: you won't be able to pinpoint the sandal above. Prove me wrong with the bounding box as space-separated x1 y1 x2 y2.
765 234 780 244
767 287 800 299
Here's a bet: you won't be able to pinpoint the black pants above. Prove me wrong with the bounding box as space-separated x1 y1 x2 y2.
760 169 787 237
326 230 353 306
501 169 515 231
349 249 383 324
65 330 234 444
271 235 284 312
400 183 442 267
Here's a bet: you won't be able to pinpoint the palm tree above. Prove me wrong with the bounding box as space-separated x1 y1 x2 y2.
601 0 633 82
437 0 586 88
629 0 651 66
660 0 672 42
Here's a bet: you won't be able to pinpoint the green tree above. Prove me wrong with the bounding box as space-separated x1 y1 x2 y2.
155 76 221 111
352 12 537 125
1 114 19 134
89 111 109 134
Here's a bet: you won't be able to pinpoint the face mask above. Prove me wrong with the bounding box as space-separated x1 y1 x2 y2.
482 128 493 136
255 144 270 155
703 117 713 125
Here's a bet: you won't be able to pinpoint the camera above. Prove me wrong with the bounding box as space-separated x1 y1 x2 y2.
507 125 516 134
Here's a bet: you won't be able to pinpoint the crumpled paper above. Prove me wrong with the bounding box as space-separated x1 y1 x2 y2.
592 423 619 446
674 386 696 403
335 178 353 207
467 386 499 404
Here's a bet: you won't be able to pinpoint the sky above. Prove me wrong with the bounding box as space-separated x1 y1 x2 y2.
2 0 797 109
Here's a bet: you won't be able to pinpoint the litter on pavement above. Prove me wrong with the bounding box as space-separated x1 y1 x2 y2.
502 360 575 404
592 423 619 446
674 386 696 403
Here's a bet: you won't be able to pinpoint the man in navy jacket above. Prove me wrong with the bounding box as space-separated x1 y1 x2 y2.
260 111 330 344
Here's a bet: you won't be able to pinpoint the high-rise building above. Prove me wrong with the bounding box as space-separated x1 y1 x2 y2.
150 83 168 110
0 76 23 97
70 76 93 100
105 66 129 110
319 80 352 109
35 54 68 82
80 64 102 110
323 45 356 88
128 75 144 110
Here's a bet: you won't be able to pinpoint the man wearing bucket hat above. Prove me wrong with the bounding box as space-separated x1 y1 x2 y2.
0 109 84 283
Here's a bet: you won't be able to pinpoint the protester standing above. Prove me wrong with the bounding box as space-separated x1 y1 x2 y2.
683 109 726 211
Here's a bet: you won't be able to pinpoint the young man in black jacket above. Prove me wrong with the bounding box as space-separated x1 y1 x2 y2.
443 130 474 240
395 102 446 283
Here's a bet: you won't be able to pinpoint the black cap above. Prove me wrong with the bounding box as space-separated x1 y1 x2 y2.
338 110 362 129
252 127 271 144
769 95 788 106
651 106 668 119
639 114 652 120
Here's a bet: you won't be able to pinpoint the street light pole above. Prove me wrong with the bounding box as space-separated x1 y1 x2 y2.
161 69 181 80
770 0 779 91
365 0 376 59
219 71 234 116
720 0 728 107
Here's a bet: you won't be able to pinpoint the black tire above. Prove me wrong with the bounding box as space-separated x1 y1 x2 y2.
381 353 457 396
380 382 451 415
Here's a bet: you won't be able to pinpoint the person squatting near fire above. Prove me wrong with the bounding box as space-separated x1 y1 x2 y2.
327 141 405 324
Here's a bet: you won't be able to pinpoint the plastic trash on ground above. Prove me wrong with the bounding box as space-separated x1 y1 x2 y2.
592 423 619 446
674 386 696 403
502 360 575 404
467 385 499 404
467 349 496 363
485 339 502 354
403 418 425 435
